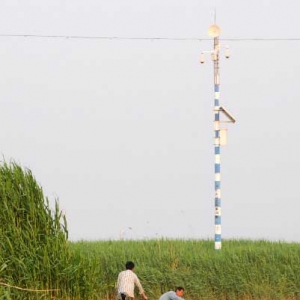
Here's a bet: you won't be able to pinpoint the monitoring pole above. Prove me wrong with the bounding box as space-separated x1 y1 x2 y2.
200 24 236 250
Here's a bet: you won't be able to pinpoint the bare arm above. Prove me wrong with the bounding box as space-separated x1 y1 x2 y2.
134 276 148 300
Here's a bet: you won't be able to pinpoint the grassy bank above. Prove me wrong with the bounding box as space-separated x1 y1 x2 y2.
68 239 300 300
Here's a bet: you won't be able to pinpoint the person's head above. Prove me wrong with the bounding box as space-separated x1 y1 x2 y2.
175 287 184 297
125 261 135 270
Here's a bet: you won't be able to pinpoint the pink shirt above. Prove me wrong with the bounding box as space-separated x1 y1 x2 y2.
117 270 145 298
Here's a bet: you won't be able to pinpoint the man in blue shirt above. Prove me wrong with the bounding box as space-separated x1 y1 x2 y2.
159 287 185 300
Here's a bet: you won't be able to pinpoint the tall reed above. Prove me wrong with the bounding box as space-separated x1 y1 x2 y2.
0 161 71 299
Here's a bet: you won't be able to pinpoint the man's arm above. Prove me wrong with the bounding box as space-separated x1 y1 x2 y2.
134 275 148 300
116 273 120 293
141 291 148 300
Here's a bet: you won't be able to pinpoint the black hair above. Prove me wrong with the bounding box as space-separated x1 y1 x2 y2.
175 287 184 292
125 261 135 270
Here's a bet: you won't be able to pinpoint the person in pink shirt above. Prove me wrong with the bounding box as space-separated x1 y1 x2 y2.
116 261 148 300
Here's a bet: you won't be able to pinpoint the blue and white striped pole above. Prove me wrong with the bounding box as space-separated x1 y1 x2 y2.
201 24 235 250
213 36 222 250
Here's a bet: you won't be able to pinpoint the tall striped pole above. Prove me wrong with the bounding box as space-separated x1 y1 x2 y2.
200 24 235 250
213 36 222 250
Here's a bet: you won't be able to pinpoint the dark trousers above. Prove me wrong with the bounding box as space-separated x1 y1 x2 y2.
116 293 134 300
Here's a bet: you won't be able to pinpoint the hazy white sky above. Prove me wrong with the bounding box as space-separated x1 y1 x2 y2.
0 0 300 242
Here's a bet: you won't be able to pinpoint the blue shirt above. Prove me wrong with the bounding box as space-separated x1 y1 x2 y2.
159 291 184 300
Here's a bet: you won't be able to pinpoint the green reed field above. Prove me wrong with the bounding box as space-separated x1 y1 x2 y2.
1 161 300 300
69 239 300 300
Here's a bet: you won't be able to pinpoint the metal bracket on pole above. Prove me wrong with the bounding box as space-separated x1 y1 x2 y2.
215 106 236 123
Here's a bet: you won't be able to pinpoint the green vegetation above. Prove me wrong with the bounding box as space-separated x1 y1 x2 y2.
0 161 70 299
69 239 300 300
1 161 300 300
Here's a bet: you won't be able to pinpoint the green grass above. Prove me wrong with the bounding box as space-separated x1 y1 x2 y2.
67 238 300 300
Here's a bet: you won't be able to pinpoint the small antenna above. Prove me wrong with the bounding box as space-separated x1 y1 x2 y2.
208 8 220 38
214 8 217 24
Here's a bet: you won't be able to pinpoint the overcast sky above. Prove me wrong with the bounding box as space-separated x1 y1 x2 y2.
0 0 299 242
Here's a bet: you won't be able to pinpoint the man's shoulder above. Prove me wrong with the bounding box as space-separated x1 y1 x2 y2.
160 291 184 300
160 291 174 299
119 270 131 274
165 291 175 295
118 270 127 277
119 270 136 276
